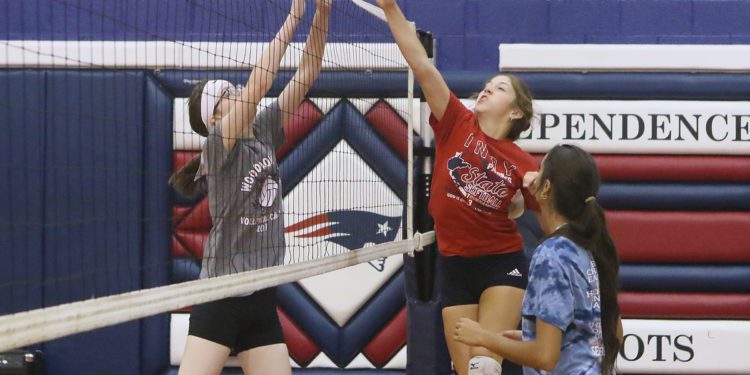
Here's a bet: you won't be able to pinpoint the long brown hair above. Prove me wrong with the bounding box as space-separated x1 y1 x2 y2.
169 80 209 198
503 74 534 141
540 144 620 375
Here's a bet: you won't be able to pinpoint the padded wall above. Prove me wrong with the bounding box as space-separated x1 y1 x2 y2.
517 72 750 323
141 75 174 375
505 71 750 375
0 70 172 375
0 71 45 316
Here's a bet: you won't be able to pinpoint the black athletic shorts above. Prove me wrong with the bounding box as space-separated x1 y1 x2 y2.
187 287 285 353
438 251 529 307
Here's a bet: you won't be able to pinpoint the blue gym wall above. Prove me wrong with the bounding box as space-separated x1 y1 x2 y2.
2 1 750 375
4 0 750 72
406 0 750 70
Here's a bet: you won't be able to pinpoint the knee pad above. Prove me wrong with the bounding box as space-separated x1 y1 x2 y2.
467 355 502 375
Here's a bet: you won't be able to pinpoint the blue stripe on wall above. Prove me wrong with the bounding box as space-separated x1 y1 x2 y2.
4 0 750 71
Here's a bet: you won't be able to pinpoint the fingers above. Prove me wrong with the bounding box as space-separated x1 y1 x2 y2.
523 171 539 189
453 318 465 338
376 0 396 9
453 323 466 342
316 0 332 9
291 0 306 17
453 318 476 343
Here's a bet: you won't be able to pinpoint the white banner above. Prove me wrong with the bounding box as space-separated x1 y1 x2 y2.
617 319 750 374
499 44 750 72
516 100 750 155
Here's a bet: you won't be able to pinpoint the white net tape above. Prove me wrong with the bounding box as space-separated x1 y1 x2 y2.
0 231 434 352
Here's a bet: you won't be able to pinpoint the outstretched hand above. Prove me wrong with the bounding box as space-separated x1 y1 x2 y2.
453 318 486 347
291 0 306 19
316 0 332 11
523 171 539 189
376 0 397 9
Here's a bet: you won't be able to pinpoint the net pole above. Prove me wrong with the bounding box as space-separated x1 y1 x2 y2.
351 0 417 247
407 20 416 244
414 28 436 300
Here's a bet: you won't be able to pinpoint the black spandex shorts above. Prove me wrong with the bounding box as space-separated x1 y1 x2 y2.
187 287 285 353
439 251 529 307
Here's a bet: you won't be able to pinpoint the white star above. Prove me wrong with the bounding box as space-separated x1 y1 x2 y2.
376 221 392 237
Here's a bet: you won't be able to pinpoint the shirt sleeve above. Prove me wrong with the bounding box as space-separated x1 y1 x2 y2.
521 185 541 212
428 91 472 145
523 245 574 332
198 120 234 177
517 153 541 212
253 100 285 150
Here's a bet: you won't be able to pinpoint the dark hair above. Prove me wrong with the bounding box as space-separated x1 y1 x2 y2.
169 80 210 198
501 74 534 141
540 144 620 375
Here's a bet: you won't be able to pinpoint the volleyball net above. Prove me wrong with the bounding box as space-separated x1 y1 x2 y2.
0 0 435 352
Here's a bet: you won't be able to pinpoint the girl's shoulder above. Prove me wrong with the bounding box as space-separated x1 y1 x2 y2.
535 236 582 260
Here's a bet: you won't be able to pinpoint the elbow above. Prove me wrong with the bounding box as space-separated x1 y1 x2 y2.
251 67 278 92
297 66 320 83
536 351 559 372
507 201 524 219
256 75 276 94
247 78 274 102
538 361 557 372
411 59 433 75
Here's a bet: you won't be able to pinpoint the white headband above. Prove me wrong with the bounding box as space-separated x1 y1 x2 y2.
200 80 233 127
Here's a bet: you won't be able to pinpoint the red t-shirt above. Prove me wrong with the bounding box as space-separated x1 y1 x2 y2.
428 92 540 257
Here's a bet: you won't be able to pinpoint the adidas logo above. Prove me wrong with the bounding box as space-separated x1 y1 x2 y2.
507 268 523 277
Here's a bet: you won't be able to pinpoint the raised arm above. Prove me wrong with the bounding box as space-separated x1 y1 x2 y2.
376 0 450 120
277 0 331 127
220 0 305 151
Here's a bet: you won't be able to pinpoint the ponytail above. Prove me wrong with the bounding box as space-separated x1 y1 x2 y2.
169 155 205 199
542 144 620 375
561 198 620 375
169 80 212 199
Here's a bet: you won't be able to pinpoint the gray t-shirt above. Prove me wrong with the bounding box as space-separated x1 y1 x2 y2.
197 101 286 278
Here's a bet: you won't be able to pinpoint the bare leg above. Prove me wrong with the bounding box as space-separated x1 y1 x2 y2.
467 286 525 372
178 335 231 375
237 343 292 375
443 304 479 375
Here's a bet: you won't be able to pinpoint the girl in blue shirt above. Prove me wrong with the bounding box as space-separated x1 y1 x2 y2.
455 144 622 375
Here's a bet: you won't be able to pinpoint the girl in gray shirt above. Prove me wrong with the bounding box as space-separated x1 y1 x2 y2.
169 1 331 374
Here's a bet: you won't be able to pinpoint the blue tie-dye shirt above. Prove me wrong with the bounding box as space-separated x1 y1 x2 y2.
521 236 606 375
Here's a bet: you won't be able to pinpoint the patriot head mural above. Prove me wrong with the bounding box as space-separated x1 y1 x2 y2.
275 99 412 368
171 98 412 369
282 136 404 328
285 210 401 271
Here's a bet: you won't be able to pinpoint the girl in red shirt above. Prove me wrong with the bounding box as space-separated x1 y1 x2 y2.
378 1 539 374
